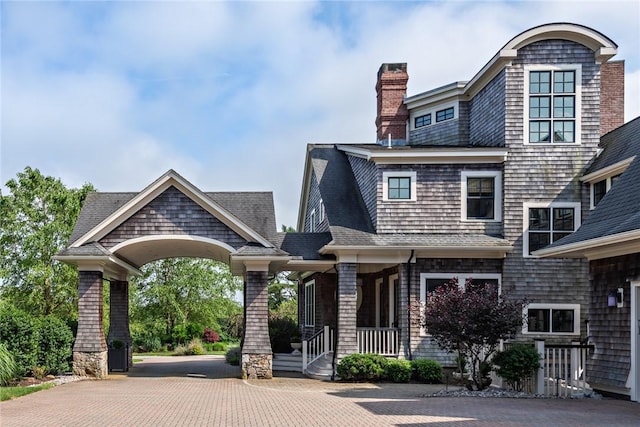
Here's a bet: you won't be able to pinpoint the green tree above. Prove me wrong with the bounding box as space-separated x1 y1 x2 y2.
420 278 525 390
129 258 242 343
0 167 94 318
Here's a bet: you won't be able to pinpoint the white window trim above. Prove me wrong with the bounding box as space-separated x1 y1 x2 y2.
318 199 324 223
522 303 580 335
522 201 581 258
309 209 316 232
304 280 315 327
460 170 502 222
382 171 417 202
409 102 458 131
523 64 582 145
419 273 502 336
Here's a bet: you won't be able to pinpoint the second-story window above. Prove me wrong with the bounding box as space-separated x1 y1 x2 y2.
415 113 431 128
436 107 454 123
382 171 417 202
523 202 581 256
461 171 502 221
309 209 316 232
527 67 580 144
591 174 621 208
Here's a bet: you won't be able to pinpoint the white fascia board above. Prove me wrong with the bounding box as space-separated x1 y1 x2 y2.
320 245 512 261
464 49 517 98
53 254 143 278
337 145 507 164
580 157 635 183
283 260 336 272
404 82 467 110
72 170 273 248
297 151 314 232
533 229 640 260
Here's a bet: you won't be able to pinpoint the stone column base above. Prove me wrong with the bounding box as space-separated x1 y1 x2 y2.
241 353 272 379
73 351 108 378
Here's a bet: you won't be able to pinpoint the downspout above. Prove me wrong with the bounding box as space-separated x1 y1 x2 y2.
406 250 414 360
331 264 339 381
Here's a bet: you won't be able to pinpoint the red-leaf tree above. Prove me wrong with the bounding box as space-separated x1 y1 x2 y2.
420 278 525 390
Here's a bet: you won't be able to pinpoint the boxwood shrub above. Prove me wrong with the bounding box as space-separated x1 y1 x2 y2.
385 359 412 383
36 316 74 375
0 304 38 376
411 358 443 383
493 343 541 392
337 353 388 382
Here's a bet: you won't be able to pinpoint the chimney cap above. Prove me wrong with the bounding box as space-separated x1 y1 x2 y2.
378 63 407 79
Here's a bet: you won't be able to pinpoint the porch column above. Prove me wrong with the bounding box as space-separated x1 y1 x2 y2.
107 280 132 367
73 270 107 378
336 262 358 360
397 262 411 359
242 263 272 379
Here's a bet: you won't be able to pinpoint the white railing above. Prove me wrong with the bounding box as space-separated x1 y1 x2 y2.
535 340 593 397
357 328 399 356
302 326 333 373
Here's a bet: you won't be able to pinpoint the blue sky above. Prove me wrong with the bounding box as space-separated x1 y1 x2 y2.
2 1 639 229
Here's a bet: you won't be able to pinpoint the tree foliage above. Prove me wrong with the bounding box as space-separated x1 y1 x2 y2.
129 258 243 343
420 278 525 390
0 167 94 318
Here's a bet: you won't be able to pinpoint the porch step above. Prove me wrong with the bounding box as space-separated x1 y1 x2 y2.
305 352 335 380
273 353 302 373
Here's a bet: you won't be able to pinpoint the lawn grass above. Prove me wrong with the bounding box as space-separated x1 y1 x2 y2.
1 383 54 401
134 350 227 357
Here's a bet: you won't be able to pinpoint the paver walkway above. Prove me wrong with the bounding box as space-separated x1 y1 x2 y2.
2 355 639 426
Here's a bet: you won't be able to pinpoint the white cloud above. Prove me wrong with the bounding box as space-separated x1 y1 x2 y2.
2 0 639 230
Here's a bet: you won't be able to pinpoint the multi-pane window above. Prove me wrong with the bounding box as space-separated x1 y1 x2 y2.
415 114 431 128
304 281 315 327
527 206 577 255
529 70 576 143
524 304 579 334
467 177 495 219
436 107 454 122
388 177 411 200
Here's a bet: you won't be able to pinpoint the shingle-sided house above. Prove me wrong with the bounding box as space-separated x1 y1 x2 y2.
284 22 629 381
536 117 640 400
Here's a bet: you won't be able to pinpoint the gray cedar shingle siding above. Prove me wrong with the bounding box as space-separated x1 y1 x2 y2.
409 117 466 146
469 69 506 147
376 163 503 235
346 154 378 229
588 253 640 390
500 39 599 337
99 186 248 251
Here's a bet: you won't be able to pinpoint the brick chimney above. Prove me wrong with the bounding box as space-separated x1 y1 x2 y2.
376 63 409 145
600 60 625 135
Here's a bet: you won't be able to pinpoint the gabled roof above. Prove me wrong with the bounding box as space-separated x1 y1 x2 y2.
535 118 640 260
69 169 276 248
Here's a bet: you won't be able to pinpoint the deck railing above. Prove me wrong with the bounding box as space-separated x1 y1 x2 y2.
357 328 399 356
535 341 593 397
302 326 333 373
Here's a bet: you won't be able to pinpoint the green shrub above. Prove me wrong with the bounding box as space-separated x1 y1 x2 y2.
133 334 162 353
385 359 412 383
36 316 74 375
0 343 19 386
212 342 227 352
173 345 188 356
411 359 443 384
225 347 241 366
172 323 204 345
0 304 38 376
187 338 205 355
493 343 541 392
337 353 388 382
268 315 299 353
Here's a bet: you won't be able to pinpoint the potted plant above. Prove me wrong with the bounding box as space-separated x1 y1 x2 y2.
108 339 128 372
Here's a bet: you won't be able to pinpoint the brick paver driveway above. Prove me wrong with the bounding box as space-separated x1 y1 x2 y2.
2 355 639 426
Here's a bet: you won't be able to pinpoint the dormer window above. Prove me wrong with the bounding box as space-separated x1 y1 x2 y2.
525 65 581 144
415 114 431 128
591 174 621 208
436 107 454 123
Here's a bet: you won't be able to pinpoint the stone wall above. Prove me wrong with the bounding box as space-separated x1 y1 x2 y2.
73 351 107 378
241 354 272 380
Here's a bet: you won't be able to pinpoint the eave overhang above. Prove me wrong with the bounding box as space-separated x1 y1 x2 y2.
404 82 467 110
337 145 507 164
533 229 640 261
319 244 513 262
580 157 635 183
52 254 143 280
